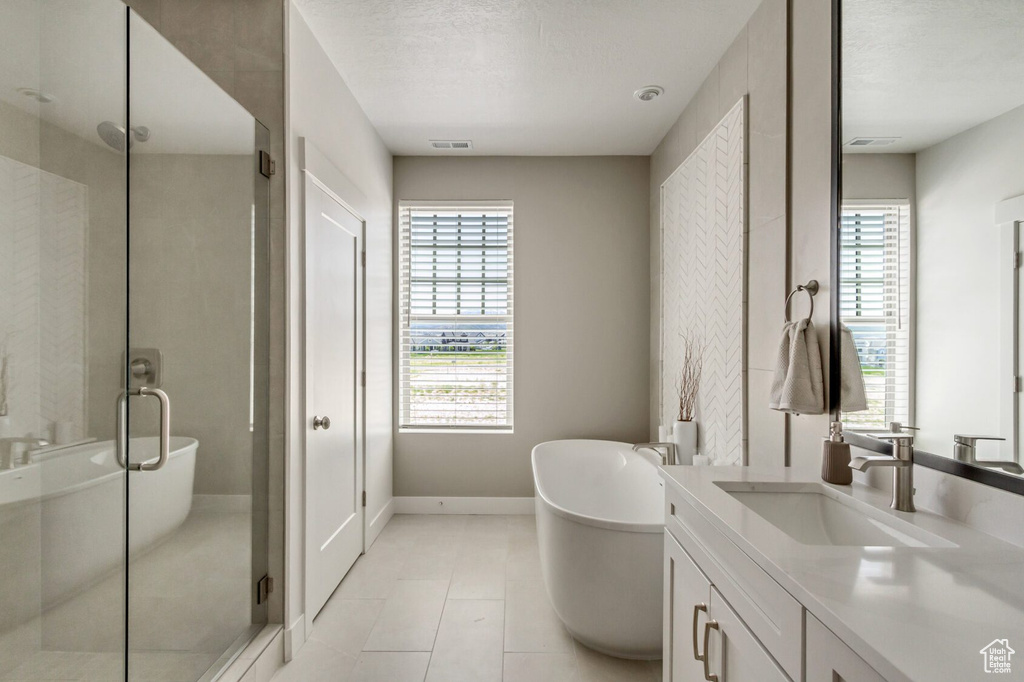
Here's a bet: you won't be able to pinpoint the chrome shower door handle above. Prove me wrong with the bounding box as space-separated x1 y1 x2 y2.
116 391 128 469
118 387 171 471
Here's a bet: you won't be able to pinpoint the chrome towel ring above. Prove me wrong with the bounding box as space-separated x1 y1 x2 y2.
784 280 819 322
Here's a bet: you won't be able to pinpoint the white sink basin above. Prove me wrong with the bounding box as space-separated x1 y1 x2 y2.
715 481 957 548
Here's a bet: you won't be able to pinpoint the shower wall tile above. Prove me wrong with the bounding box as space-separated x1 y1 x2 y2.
127 0 162 29
747 368 787 468
234 0 285 72
235 70 285 134
747 216 787 372
748 0 789 139
158 0 237 74
205 70 238 97
718 27 748 120
692 66 721 144
129 155 255 496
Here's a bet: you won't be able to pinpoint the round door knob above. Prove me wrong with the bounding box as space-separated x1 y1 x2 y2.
313 415 331 430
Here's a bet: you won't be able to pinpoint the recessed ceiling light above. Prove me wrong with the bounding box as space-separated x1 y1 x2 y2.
17 87 55 104
634 86 664 102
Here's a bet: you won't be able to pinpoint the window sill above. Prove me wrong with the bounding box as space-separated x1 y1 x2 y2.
398 428 515 436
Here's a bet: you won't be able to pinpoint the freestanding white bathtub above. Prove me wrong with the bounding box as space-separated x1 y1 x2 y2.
0 436 197 620
532 439 665 660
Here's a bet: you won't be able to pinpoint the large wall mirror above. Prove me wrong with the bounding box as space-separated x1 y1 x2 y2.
834 0 1024 493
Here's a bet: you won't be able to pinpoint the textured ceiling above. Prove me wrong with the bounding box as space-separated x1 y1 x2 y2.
293 0 762 155
843 0 1024 154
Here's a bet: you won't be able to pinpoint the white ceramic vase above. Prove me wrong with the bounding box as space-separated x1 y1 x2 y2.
672 420 698 465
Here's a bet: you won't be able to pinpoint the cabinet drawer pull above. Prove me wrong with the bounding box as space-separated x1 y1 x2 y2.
692 602 708 661
703 620 720 682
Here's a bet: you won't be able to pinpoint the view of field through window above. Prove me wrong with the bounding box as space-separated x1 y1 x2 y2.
400 206 513 428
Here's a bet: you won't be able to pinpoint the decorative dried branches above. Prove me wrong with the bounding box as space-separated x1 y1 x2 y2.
676 334 704 422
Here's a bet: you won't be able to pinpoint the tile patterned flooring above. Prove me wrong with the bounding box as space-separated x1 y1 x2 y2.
272 515 663 682
0 509 251 681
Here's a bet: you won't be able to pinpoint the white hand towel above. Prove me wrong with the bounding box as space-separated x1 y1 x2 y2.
840 323 868 412
769 318 825 415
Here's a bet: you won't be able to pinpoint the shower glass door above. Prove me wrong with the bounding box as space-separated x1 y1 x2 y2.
0 0 129 678
0 3 267 678
125 9 268 682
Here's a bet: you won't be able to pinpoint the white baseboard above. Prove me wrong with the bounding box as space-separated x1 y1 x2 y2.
239 627 284 682
218 625 282 682
366 497 395 548
283 615 306 662
394 496 535 515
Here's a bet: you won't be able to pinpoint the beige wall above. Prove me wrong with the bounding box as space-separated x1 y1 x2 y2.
649 0 788 467
393 156 651 498
842 153 916 203
915 106 1024 457
286 1 394 641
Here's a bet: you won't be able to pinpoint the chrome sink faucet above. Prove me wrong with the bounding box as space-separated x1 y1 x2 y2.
632 442 678 466
849 430 916 512
0 437 50 470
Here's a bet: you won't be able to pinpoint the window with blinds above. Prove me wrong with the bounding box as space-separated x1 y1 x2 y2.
399 203 514 431
839 202 912 430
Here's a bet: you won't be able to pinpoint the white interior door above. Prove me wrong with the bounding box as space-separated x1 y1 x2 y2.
304 174 364 629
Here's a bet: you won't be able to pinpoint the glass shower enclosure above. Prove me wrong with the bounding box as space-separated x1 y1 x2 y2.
0 1 270 680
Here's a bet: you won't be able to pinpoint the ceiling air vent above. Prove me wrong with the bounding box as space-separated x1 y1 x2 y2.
430 140 473 150
844 137 900 148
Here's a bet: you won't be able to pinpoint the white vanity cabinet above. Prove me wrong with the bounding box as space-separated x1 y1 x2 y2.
663 485 889 682
664 533 712 681
664 532 789 682
806 614 887 682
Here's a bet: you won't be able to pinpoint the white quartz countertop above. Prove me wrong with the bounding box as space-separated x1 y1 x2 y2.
659 465 1024 682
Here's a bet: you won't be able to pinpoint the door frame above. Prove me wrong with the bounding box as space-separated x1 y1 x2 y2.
299 139 367 639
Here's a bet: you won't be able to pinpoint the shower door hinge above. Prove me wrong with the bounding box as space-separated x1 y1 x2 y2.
361 370 366 387
256 574 274 605
361 251 366 267
259 150 276 178
362 490 367 507
1015 251 1022 269
1015 376 1022 393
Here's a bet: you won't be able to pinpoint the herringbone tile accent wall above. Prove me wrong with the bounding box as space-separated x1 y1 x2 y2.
660 99 746 465
0 154 87 441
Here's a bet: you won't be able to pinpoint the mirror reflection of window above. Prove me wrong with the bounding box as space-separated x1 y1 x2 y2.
840 0 1024 476
839 202 912 430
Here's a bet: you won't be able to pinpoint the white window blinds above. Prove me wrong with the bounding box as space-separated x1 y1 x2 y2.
839 202 912 430
399 203 514 430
